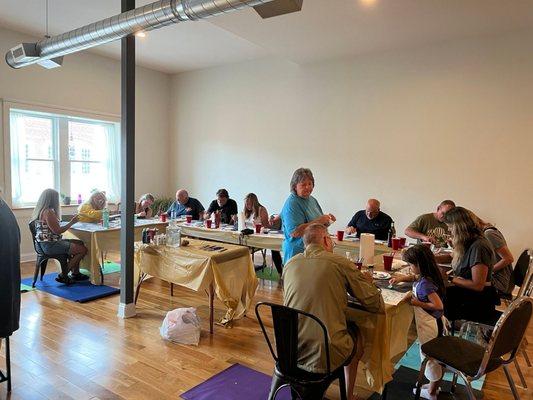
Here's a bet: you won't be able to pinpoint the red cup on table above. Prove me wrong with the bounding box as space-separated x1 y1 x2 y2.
186 215 192 224
383 254 394 271
336 230 344 241
391 237 401 250
160 213 167 222
354 262 363 270
205 219 212 229
255 223 262 234
399 237 406 248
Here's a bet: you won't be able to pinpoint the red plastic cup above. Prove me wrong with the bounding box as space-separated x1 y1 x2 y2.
160 213 167 222
186 215 192 223
391 237 401 250
383 255 394 271
205 220 212 229
255 223 262 234
336 230 344 241
354 262 363 270
148 229 155 242
399 237 407 248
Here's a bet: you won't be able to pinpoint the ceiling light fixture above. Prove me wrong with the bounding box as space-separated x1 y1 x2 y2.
135 31 146 38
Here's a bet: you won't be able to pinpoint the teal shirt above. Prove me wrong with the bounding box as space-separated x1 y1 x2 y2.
280 193 323 264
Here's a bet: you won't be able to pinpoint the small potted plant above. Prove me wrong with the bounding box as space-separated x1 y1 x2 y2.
60 193 71 205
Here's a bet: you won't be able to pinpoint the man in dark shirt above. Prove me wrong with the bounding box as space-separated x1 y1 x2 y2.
345 199 392 241
166 189 205 220
206 188 238 224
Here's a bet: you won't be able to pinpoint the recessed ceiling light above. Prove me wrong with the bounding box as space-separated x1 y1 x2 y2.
360 0 377 7
135 31 146 38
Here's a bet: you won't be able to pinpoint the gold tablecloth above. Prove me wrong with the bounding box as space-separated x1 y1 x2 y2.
177 223 391 256
347 297 413 393
134 239 258 325
63 219 168 285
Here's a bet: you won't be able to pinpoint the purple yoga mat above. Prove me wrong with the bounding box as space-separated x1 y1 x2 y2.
181 363 292 400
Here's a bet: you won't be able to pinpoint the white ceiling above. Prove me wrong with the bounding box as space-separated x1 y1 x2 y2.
0 0 532 74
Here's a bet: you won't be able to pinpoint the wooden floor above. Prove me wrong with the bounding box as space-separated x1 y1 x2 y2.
1 261 531 400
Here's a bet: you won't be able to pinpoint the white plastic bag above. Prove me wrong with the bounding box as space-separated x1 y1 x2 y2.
160 307 201 345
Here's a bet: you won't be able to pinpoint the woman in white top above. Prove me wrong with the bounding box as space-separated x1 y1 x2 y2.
243 193 283 274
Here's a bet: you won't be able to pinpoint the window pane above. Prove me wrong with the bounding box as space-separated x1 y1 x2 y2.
20 116 54 159
68 121 106 162
70 161 108 201
18 160 55 205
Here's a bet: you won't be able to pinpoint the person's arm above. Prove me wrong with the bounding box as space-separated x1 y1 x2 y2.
345 214 357 234
493 245 514 272
389 273 416 284
42 209 78 234
259 206 270 228
205 200 216 220
345 263 385 313
196 200 205 220
291 214 333 238
411 292 444 312
79 204 103 222
145 207 153 218
404 227 433 243
451 264 488 291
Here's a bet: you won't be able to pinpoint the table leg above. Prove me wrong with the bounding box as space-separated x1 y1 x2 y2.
170 283 174 297
134 272 147 304
100 251 105 284
209 283 214 334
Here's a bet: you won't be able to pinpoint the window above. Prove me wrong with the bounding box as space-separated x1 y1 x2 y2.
7 106 120 208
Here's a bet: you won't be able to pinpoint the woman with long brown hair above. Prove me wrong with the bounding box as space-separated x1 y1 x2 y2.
243 193 283 275
443 206 499 323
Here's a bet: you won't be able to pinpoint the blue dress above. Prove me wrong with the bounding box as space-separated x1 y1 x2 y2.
280 193 324 264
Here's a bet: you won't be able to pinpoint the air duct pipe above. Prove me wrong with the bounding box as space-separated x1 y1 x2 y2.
5 0 283 69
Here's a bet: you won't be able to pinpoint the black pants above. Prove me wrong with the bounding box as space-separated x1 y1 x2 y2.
444 285 500 324
272 251 283 275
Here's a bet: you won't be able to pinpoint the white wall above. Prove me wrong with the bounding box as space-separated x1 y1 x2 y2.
169 29 533 258
0 27 172 259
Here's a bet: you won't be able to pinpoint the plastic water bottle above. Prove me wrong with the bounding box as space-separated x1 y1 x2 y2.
102 207 110 228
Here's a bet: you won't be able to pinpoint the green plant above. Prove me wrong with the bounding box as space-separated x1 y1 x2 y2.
151 197 173 216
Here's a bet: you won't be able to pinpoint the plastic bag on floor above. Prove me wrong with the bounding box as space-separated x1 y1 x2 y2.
160 307 201 345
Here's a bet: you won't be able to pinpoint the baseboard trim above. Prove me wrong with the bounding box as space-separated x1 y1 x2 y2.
21 252 36 263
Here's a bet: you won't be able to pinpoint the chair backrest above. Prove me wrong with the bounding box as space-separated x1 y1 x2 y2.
517 251 533 298
255 302 332 375
513 249 532 288
28 220 43 255
478 296 533 376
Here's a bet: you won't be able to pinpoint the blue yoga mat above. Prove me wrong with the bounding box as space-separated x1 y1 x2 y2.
21 273 120 303
181 363 291 400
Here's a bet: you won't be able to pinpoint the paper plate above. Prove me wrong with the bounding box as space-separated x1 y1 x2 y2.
373 271 391 280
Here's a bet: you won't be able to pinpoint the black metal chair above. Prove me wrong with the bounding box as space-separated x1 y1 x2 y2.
28 220 71 287
414 296 533 400
255 302 349 400
500 249 532 303
0 336 11 392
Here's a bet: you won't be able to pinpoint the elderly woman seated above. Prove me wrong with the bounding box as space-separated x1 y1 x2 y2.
135 193 155 219
77 191 108 223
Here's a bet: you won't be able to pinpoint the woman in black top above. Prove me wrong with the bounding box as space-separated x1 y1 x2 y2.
443 207 499 323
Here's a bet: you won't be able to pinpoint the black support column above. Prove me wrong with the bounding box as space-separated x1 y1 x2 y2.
118 0 136 318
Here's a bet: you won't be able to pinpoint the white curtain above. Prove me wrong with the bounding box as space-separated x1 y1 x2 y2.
9 111 25 207
104 123 121 202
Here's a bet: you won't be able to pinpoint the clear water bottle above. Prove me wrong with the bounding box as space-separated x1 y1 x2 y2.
102 208 110 228
166 222 181 247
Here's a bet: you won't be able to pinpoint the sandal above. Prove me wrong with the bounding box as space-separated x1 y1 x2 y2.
70 272 90 281
55 274 74 285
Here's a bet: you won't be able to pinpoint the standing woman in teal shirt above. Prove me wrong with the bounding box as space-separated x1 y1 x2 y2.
280 168 336 264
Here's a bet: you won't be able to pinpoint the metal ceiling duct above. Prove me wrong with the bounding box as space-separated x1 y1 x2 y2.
5 0 302 69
